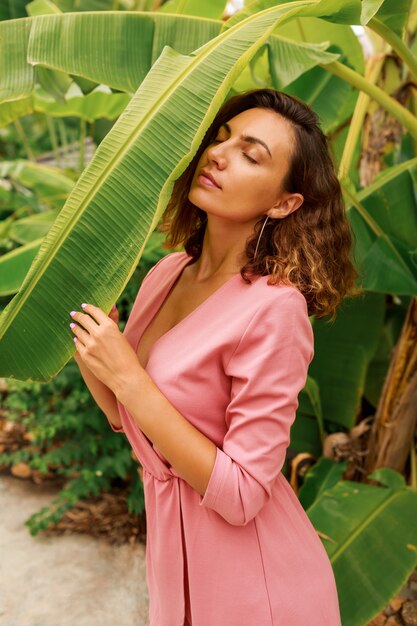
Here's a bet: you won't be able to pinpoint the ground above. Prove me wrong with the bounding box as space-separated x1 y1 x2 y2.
0 474 150 626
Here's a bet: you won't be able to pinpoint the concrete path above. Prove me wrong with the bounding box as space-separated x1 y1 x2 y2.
0 474 149 626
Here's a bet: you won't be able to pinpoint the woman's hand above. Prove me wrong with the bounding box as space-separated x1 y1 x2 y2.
73 303 119 366
69 302 142 395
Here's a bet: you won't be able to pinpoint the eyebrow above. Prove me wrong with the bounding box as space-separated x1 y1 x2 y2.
221 122 272 159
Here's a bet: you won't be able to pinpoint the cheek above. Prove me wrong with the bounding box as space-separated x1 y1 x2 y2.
233 175 273 202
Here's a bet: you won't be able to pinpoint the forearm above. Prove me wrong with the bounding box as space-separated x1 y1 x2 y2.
74 356 121 428
115 366 217 497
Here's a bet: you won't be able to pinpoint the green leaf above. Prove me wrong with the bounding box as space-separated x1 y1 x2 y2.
229 0 362 31
361 0 412 37
9 209 59 243
309 292 386 430
267 34 340 90
0 97 34 128
298 456 347 509
26 0 63 15
290 374 325 458
307 469 417 626
0 0 28 20
0 239 45 297
0 12 223 109
3 0 348 380
158 0 228 19
345 158 417 295
34 82 131 121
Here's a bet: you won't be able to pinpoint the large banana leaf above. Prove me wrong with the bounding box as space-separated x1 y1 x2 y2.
298 456 347 509
34 82 131 121
0 0 28 20
361 0 411 37
8 210 60 245
345 158 417 295
289 374 325 458
0 12 223 104
0 1 363 116
309 291 386 430
0 0 363 381
305 466 417 626
269 15 364 135
158 0 228 19
0 239 46 297
0 160 75 197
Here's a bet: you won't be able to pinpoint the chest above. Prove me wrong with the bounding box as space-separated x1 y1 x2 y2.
136 274 236 370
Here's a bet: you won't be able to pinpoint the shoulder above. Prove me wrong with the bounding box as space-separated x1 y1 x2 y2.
247 274 309 318
232 276 314 363
142 250 188 282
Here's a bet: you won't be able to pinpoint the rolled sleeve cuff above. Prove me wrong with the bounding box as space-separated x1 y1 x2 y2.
199 446 228 510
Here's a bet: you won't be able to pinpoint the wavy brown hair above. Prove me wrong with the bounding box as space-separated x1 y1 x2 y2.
158 88 363 321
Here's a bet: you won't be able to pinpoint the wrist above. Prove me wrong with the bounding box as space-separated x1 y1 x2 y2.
114 361 149 404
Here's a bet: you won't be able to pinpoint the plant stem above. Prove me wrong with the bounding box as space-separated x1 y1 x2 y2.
78 118 86 173
46 115 61 168
322 60 417 139
410 436 417 489
58 119 69 170
368 17 417 81
338 54 385 181
13 119 35 161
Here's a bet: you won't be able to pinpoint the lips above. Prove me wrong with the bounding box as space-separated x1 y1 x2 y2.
199 169 221 189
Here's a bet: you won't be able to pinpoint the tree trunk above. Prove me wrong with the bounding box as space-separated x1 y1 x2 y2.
364 297 417 480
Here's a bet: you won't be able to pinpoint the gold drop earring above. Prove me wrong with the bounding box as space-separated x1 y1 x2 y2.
254 215 270 260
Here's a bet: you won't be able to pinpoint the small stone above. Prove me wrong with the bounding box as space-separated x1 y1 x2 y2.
384 603 395 616
390 596 406 612
402 600 417 626
10 461 32 478
385 615 403 626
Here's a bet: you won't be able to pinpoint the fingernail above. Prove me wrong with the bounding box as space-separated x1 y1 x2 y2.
112 304 116 310
81 303 87 309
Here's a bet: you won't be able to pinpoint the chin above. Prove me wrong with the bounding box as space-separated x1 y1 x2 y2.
187 188 210 208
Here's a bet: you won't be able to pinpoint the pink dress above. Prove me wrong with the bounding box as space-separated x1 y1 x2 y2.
108 251 342 626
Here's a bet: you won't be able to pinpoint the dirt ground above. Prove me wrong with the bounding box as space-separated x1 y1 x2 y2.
0 474 150 626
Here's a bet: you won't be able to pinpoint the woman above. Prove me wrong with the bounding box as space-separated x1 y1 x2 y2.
73 88 361 625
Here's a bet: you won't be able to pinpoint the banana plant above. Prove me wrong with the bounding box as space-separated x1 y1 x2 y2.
1 2 417 624
0 0 361 382
300 461 417 626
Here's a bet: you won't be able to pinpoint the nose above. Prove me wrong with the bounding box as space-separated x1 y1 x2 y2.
206 141 227 169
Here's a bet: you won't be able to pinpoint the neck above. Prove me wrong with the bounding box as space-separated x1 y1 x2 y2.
191 215 255 281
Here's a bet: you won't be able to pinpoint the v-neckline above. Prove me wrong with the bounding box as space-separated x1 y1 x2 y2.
135 252 242 369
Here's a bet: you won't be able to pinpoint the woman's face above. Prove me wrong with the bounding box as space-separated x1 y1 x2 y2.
188 107 296 224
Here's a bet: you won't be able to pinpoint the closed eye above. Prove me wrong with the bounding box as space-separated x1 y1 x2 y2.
243 153 257 164
211 138 258 165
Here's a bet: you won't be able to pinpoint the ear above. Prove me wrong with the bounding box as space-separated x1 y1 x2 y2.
267 192 304 219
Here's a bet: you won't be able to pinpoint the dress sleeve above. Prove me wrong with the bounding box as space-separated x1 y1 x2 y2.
198 288 314 526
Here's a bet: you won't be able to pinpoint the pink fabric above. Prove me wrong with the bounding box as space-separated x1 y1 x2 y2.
108 251 342 626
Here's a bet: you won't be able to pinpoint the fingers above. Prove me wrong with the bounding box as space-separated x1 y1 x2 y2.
70 321 91 344
69 310 99 334
81 302 109 324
